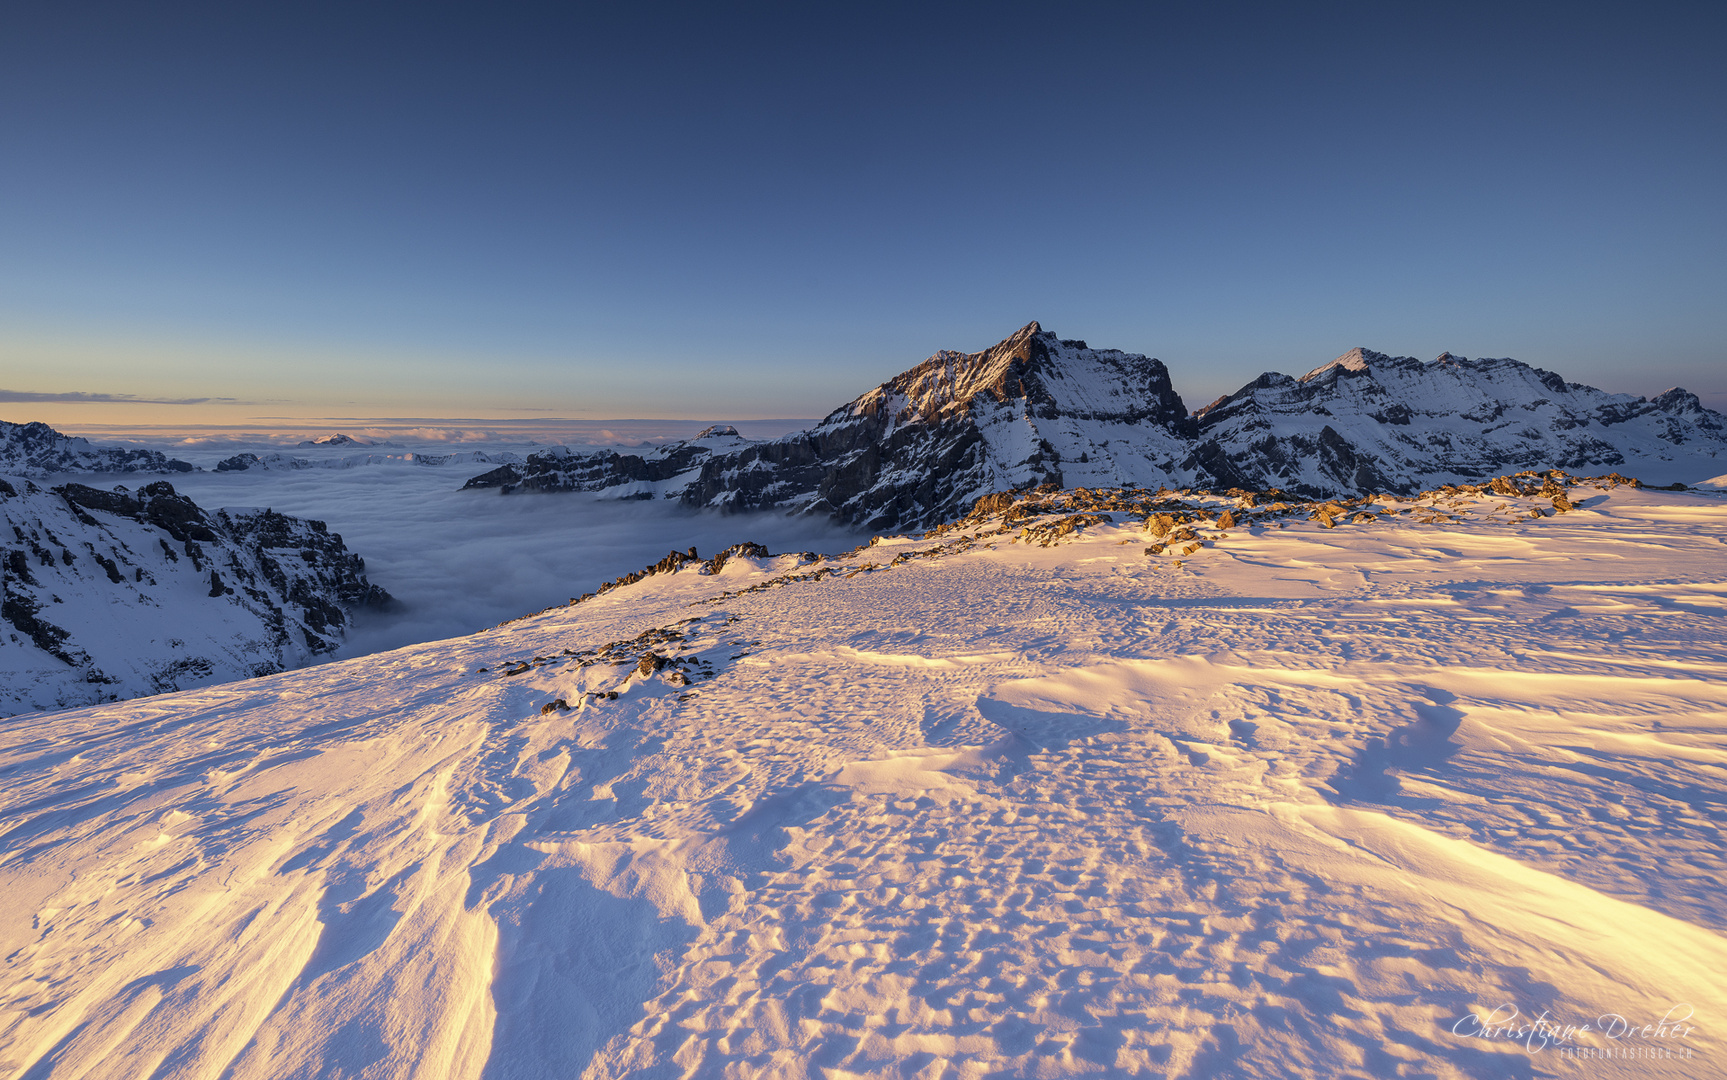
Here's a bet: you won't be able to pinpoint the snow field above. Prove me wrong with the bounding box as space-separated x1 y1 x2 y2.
2 482 1724 1077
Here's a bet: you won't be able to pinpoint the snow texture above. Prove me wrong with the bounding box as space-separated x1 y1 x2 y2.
466 326 1727 528
1 477 390 716
1 475 1721 1077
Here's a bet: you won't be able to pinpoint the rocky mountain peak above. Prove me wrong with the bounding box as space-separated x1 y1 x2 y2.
1300 347 1388 383
845 321 1053 424
839 321 1191 438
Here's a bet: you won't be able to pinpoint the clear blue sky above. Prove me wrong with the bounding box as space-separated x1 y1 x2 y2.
2 1 1723 425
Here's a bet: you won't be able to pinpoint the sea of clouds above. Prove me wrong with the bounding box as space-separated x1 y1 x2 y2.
156 427 864 657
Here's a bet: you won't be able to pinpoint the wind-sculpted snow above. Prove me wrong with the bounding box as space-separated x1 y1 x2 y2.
2 474 1723 1077
0 477 390 716
461 325 1727 528
0 420 195 477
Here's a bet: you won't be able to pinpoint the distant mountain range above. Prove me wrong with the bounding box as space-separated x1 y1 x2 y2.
464 322 1726 527
215 449 526 472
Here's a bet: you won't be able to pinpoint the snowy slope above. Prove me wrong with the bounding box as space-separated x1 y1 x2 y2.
1 477 391 716
1190 347 1727 495
0 421 195 477
2 474 1721 1077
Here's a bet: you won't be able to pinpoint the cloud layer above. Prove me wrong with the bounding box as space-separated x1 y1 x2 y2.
167 462 865 657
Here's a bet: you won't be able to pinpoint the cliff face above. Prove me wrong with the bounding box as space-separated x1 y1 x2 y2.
1 477 390 716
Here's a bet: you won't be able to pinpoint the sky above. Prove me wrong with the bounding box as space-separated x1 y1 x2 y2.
1 0 1724 431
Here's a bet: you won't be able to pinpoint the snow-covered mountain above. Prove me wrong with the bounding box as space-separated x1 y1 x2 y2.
0 420 195 477
466 323 1202 527
1189 347 1727 495
297 433 399 448
1 477 391 716
460 325 1726 523
2 475 1720 1077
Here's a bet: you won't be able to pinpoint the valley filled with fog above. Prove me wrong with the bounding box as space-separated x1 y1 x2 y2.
160 438 863 656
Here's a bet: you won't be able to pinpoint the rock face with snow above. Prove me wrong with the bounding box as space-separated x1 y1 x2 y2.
460 326 1727 520
297 433 379 447
468 323 1201 528
1 477 391 716
0 420 195 477
1188 348 1727 496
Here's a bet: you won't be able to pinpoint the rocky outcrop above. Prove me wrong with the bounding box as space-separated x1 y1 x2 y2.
0 420 195 477
1 477 391 716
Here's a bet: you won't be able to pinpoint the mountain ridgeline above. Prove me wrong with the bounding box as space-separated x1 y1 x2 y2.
464 323 1727 527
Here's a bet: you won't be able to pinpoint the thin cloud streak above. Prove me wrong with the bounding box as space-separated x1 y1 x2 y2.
0 389 237 405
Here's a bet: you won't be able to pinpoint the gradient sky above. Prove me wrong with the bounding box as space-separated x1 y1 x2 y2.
2 1 1723 430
